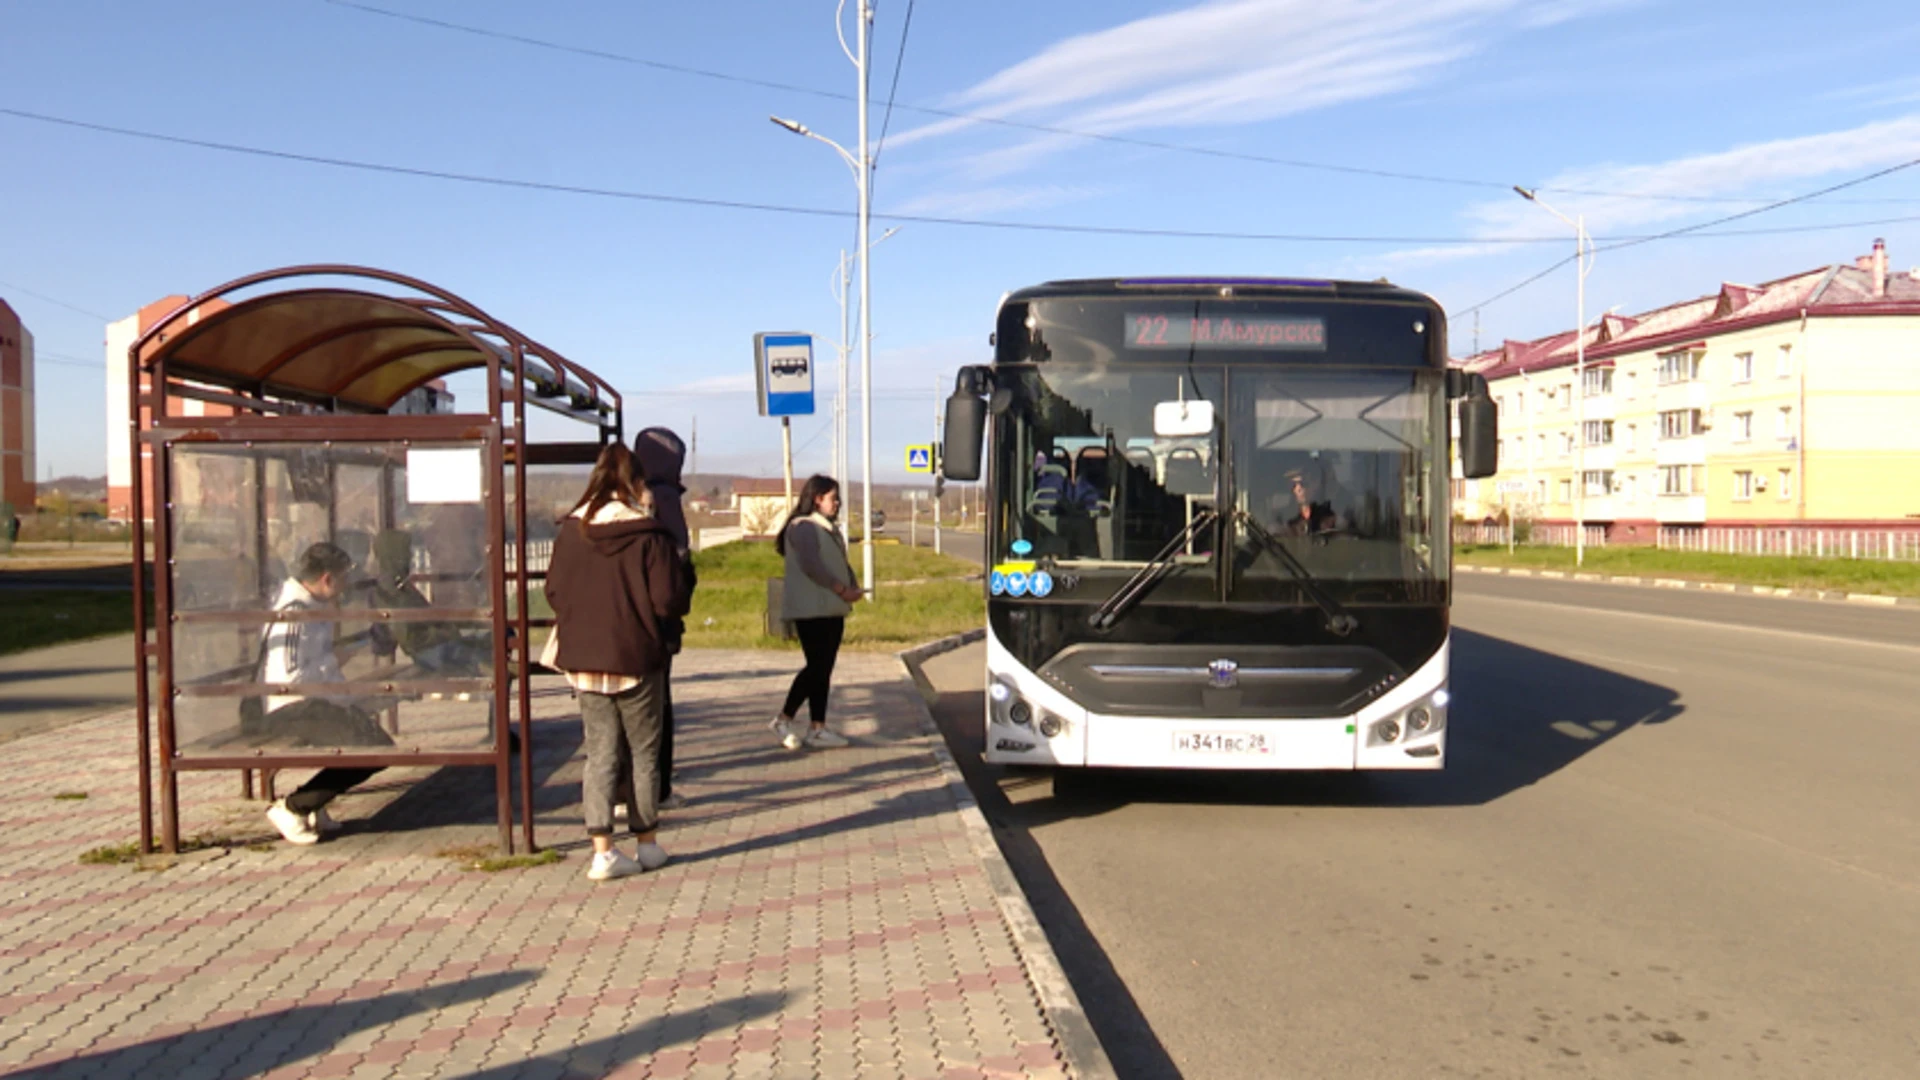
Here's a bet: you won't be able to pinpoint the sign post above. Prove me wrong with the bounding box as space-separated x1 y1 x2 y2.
754 332 816 512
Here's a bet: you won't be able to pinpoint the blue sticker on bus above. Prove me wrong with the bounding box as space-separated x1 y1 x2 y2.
1029 571 1053 598
990 571 1007 596
1010 539 1033 556
1006 571 1031 597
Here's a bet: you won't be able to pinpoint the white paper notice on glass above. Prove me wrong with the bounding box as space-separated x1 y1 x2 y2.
406 448 483 504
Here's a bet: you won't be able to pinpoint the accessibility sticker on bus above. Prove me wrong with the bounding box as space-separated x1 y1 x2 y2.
990 571 1008 596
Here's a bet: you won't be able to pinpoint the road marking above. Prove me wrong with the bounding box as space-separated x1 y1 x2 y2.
1464 592 1920 655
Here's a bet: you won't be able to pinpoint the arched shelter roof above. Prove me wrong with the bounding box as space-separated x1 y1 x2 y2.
132 265 616 418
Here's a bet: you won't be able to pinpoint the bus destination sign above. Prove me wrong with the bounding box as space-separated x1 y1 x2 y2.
1126 313 1326 351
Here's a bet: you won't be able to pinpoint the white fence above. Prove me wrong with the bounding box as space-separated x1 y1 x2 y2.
1453 523 1608 549
1657 526 1920 561
1452 522 1920 561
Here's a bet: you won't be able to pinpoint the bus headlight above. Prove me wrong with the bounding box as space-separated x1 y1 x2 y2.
989 681 1012 704
1407 706 1433 733
1037 712 1065 738
1371 718 1401 744
1008 700 1033 727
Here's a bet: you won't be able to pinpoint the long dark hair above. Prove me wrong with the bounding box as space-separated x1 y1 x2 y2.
567 443 643 523
774 474 839 555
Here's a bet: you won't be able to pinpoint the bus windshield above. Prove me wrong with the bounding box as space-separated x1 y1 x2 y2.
993 364 1448 603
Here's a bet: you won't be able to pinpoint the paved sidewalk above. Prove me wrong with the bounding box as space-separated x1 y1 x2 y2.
0 651 1071 1079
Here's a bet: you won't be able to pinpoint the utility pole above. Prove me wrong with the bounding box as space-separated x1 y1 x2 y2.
855 0 876 599
932 377 943 556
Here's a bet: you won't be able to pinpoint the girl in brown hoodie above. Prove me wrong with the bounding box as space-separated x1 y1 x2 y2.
545 444 689 880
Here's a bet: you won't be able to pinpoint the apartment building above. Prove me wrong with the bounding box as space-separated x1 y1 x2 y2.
1455 241 1920 540
0 299 36 513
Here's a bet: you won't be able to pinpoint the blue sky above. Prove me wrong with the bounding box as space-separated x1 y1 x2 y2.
5 0 1919 481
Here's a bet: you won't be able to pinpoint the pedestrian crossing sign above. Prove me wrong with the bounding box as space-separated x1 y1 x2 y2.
905 445 934 473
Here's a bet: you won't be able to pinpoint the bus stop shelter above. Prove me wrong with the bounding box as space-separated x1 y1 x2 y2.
128 265 620 855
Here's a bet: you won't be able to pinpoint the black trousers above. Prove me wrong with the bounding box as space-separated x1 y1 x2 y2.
782 617 846 726
262 699 392 814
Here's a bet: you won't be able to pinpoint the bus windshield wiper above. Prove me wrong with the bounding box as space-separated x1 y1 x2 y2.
1233 510 1360 637
1087 509 1218 631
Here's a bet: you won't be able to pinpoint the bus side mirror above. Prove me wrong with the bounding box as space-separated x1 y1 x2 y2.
943 367 991 482
1459 395 1498 479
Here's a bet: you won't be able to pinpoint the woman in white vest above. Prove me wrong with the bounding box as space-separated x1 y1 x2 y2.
771 475 864 749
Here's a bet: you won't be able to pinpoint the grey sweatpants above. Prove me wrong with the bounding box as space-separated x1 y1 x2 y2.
580 672 665 837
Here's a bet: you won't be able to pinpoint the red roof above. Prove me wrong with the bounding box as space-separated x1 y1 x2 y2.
1455 246 1920 380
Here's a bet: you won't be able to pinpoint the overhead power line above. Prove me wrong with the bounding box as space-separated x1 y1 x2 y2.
1453 155 1920 320
318 0 1920 209
0 278 113 322
872 0 916 170
8 106 1915 249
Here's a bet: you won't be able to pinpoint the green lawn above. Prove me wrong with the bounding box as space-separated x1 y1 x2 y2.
681 540 983 652
1456 544 1920 596
0 590 146 656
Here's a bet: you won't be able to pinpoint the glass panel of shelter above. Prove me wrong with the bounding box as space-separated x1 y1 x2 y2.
167 440 497 757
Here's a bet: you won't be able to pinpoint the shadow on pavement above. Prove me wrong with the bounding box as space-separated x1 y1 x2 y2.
0 666 128 687
8 971 539 1079
923 627 1685 1079
447 991 786 1079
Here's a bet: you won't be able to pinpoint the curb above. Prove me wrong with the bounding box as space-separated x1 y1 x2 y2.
1458 563 1920 607
896 631 1118 1080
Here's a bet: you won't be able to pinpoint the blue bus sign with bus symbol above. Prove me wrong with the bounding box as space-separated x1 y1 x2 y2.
753 332 815 417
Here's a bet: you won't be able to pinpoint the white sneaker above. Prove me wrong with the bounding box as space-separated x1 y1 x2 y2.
266 800 320 846
309 807 342 835
803 727 849 749
658 792 689 811
633 842 670 871
587 850 643 881
771 716 803 751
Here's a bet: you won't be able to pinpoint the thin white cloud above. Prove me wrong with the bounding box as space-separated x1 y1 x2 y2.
886 0 1633 154
1468 113 1920 237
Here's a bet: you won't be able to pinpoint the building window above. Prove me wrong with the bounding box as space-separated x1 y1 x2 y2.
1583 367 1612 397
1583 470 1614 497
1734 470 1754 501
1778 468 1792 500
1623 423 1636 451
1660 408 1704 439
1624 371 1637 399
1559 432 1575 457
1583 419 1613 446
1734 411 1753 442
1734 352 1754 383
1515 390 1525 414
1658 349 1702 385
1561 383 1573 410
1622 473 1637 500
1536 434 1546 459
1450 477 1466 500
1559 478 1573 503
1777 405 1794 439
1660 464 1704 495
1776 343 1793 378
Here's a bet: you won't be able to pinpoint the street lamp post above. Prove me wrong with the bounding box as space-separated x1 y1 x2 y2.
1514 186 1595 567
827 225 899 544
771 0 876 595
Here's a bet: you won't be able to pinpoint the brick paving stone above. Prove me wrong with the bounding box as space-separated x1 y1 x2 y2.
0 651 1072 1078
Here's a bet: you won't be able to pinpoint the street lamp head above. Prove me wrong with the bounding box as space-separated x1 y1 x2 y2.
769 116 810 136
1513 185 1538 201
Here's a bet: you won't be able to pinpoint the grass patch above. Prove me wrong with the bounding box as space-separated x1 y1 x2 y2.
52 792 88 801
680 540 983 652
1457 544 1920 596
437 842 563 872
78 834 234 866
0 589 147 656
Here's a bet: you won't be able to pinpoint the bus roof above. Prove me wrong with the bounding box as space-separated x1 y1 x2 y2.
1006 277 1441 308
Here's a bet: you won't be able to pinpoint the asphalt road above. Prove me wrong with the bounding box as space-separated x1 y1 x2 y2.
921 575 1920 1079
0 635 138 744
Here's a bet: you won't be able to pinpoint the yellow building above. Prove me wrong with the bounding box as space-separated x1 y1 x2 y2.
1455 241 1920 543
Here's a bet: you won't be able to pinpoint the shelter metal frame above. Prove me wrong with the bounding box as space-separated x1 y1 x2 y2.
129 265 622 855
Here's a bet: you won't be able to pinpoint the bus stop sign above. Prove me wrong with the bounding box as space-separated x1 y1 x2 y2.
753 332 815 417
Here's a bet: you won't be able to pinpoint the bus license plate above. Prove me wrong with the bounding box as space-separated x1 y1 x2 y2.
1173 730 1272 756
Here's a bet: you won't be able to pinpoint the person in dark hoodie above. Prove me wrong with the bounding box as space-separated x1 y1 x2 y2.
615 427 696 815
545 443 689 881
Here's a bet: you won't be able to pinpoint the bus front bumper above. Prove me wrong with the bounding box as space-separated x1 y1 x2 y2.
982 632 1449 770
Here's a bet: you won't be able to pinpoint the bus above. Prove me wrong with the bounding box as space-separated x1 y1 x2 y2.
940 278 1498 771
